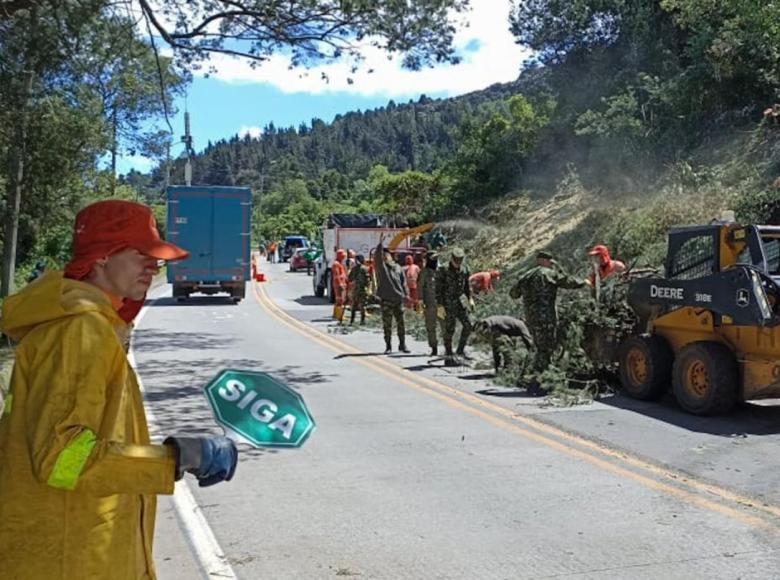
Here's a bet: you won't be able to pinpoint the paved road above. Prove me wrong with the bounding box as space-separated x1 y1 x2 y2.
137 260 780 579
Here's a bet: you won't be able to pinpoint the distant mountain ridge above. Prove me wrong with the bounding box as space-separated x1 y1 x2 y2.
161 76 526 189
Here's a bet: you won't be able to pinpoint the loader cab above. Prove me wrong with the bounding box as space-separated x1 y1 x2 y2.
667 224 780 285
665 225 721 280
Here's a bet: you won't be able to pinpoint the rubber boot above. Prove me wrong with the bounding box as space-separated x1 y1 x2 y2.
384 341 392 354
399 343 411 354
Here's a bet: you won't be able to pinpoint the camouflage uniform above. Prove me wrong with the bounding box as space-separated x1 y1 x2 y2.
417 264 439 352
475 316 534 373
374 242 408 351
510 263 585 372
436 250 472 356
348 264 370 324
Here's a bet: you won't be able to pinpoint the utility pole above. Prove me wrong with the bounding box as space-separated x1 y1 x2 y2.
182 110 193 186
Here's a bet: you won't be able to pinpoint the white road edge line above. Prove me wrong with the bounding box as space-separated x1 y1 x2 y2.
129 286 238 580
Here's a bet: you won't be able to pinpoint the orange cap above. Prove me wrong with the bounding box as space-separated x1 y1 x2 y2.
65 200 189 280
588 244 609 257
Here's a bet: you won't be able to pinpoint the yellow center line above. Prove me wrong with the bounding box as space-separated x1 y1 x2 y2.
252 278 778 530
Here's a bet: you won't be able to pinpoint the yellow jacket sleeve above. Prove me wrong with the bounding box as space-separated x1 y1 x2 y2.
23 313 175 496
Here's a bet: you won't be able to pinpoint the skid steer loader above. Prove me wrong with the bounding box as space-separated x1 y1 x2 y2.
618 220 780 415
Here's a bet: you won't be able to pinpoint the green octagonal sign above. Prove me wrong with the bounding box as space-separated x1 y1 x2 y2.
204 369 315 448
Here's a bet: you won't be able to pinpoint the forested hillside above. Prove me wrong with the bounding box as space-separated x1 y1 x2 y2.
128 0 780 247
3 0 780 290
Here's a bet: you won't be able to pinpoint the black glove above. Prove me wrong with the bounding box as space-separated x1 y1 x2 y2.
164 436 238 487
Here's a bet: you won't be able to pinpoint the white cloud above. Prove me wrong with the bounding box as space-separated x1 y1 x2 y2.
201 0 528 98
238 125 263 139
116 154 155 174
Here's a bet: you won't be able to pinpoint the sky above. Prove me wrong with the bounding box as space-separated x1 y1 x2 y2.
117 0 530 175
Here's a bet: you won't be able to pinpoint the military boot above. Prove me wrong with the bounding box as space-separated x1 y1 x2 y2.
456 348 472 361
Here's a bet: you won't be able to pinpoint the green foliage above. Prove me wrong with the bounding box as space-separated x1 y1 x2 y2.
254 179 328 241
369 167 452 223
449 94 552 205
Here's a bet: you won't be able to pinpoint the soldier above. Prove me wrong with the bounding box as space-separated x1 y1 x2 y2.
510 250 587 380
374 239 409 354
474 315 534 374
436 247 473 365
417 251 440 356
348 254 370 325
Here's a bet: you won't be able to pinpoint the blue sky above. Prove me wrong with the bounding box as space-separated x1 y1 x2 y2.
118 0 528 175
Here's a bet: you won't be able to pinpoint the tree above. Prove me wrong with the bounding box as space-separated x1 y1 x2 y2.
449 95 552 203
72 16 186 194
0 2 109 295
136 0 471 71
370 168 451 224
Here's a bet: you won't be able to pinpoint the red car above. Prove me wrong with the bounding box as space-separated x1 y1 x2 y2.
289 248 309 272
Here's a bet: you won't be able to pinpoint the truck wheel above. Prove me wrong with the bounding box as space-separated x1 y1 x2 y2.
672 341 738 415
618 335 673 400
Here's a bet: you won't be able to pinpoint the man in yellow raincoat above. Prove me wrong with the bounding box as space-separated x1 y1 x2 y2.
0 200 239 579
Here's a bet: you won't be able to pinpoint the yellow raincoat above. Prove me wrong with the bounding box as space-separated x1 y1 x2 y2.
0 271 175 579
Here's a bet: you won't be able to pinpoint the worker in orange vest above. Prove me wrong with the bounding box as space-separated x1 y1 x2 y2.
404 255 421 309
469 270 500 295
332 249 348 322
268 241 277 263
586 244 626 287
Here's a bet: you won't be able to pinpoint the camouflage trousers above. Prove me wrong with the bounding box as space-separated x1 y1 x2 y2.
381 300 406 347
423 305 439 348
351 292 367 324
443 306 472 355
490 334 515 372
527 314 557 373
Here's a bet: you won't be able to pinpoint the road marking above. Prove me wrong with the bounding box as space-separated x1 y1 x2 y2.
131 290 239 580
252 278 780 530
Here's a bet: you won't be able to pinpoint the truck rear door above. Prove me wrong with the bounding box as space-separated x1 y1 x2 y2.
167 189 213 282
167 186 251 283
212 189 251 280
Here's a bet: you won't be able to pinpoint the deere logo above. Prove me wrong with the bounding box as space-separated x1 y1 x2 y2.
736 289 750 308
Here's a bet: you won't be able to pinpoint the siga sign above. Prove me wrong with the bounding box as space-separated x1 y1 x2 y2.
204 369 315 448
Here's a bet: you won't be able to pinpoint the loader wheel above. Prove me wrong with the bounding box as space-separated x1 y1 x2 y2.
618 335 673 400
672 341 738 415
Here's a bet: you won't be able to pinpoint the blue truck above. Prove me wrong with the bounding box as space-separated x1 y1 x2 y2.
166 186 252 302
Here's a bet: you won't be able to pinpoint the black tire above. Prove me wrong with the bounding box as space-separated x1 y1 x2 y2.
618 334 673 400
672 341 738 415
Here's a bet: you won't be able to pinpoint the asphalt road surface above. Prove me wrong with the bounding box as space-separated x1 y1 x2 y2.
136 260 780 579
